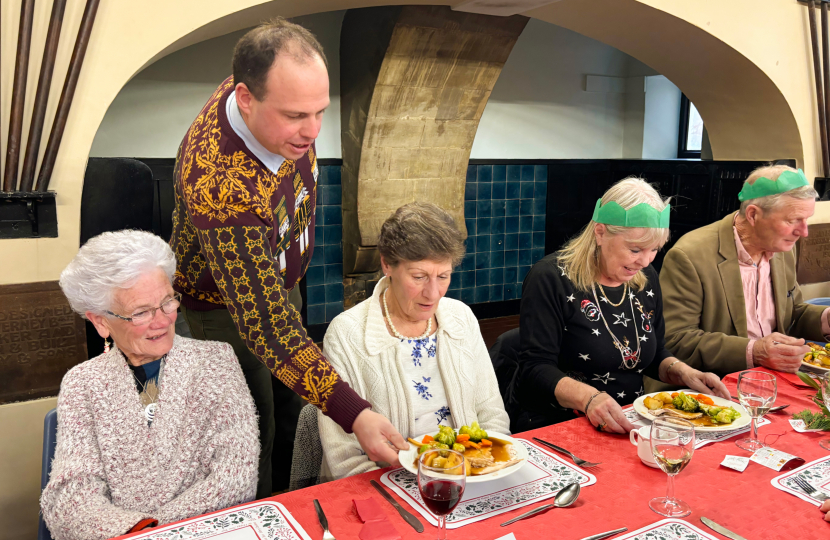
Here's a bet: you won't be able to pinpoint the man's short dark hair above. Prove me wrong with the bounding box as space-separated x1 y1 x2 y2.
233 17 328 101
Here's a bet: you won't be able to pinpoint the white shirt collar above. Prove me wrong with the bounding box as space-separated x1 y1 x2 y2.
226 91 286 175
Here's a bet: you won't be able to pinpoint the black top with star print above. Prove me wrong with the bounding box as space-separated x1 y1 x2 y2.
515 253 671 424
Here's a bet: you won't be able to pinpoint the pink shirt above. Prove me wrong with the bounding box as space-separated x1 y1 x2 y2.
734 225 830 367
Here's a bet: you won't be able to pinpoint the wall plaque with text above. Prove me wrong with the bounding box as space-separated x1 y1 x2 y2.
0 281 87 403
798 224 830 285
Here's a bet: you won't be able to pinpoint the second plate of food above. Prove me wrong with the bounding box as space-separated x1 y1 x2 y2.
802 341 830 373
633 389 751 432
400 431 527 483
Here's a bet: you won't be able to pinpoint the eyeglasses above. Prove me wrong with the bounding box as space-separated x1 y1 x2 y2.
107 292 181 326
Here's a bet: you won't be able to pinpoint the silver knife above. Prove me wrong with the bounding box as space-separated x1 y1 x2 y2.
701 517 748 540
578 527 628 540
370 479 425 533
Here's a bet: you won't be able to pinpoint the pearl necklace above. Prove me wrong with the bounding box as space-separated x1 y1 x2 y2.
383 289 432 340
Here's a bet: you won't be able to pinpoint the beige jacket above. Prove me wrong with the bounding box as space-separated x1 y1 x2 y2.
318 277 510 480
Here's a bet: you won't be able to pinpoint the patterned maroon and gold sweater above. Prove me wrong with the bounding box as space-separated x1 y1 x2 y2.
170 77 369 430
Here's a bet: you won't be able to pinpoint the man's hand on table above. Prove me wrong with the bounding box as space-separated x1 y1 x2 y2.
586 393 637 434
753 333 810 373
353 409 409 466
675 363 730 399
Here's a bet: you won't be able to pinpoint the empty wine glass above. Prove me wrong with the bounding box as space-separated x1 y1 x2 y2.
817 374 830 451
418 448 466 540
735 370 777 452
649 417 695 518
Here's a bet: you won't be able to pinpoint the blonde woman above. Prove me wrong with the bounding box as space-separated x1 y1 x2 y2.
515 178 729 434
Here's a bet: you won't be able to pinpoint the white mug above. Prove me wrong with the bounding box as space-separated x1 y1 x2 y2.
630 425 659 468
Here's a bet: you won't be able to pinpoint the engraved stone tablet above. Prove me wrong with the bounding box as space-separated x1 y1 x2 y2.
797 224 830 285
0 281 87 403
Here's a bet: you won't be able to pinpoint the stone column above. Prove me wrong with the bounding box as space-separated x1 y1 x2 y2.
340 6 527 299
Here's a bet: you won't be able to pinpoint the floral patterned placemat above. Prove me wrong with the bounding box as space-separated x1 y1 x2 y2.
771 454 830 507
379 439 596 529
613 519 720 540
128 501 312 540
622 406 771 449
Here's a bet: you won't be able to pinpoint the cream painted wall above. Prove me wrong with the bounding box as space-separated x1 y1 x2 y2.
470 19 658 159
90 11 346 159
642 75 682 159
0 397 56 540
90 16 662 160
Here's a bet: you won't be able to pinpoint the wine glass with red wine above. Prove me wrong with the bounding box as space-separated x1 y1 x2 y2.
418 448 466 539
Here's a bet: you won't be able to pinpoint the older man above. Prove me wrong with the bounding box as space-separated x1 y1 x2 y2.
652 165 830 390
170 18 406 497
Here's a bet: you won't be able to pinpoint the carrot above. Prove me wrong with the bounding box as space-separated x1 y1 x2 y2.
695 394 714 405
479 439 492 447
461 440 481 449
671 392 679 398
456 434 471 443
422 435 434 444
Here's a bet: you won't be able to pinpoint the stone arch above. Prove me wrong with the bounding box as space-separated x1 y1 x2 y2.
525 0 804 164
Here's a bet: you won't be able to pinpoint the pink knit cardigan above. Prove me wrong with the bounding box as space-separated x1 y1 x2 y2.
41 335 259 540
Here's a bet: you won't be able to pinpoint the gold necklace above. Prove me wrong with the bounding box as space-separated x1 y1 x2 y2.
598 282 627 307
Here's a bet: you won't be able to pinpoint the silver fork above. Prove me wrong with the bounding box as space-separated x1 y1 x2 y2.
314 499 337 540
791 476 830 501
532 438 602 468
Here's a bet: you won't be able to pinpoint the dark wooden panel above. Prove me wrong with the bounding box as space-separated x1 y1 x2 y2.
0 281 87 403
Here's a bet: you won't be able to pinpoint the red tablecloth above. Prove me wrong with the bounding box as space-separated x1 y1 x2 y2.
115 373 830 540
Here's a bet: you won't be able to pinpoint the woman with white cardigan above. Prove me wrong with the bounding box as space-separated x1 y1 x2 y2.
318 202 510 480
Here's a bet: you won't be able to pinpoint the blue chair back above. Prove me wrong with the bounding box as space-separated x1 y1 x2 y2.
805 297 830 306
38 408 57 540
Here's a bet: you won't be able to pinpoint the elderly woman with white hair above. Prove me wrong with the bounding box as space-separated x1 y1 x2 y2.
515 178 730 434
41 230 259 540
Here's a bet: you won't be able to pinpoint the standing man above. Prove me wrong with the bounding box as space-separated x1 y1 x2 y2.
654 165 829 392
170 18 406 498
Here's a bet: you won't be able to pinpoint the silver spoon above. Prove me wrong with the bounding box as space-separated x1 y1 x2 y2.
499 482 581 527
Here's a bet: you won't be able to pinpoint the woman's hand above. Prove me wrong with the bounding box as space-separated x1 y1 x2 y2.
675 363 730 399
586 392 637 434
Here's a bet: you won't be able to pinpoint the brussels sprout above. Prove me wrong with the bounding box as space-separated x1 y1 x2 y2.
435 443 449 450
713 407 741 424
452 443 465 453
419 444 431 454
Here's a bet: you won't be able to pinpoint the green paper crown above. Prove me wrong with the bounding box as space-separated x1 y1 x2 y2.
738 169 810 202
592 199 671 229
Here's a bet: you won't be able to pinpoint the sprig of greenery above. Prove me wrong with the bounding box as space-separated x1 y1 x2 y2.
792 409 830 430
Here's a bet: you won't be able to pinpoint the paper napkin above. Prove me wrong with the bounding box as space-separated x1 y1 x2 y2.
353 498 401 540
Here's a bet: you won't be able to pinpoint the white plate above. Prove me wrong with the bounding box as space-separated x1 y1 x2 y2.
632 390 751 432
400 431 527 483
801 360 830 373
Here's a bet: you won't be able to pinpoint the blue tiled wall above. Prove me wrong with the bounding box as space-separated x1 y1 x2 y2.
307 165 344 325
305 163 548 326
444 164 547 304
